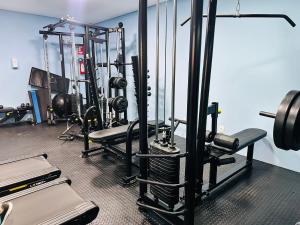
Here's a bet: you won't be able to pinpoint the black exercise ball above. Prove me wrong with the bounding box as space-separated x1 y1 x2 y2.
52 93 72 118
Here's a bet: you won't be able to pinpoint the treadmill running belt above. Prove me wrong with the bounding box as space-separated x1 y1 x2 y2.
0 178 99 225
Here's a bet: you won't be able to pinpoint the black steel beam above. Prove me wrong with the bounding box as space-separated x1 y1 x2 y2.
121 27 128 122
184 0 204 224
39 30 85 37
138 0 148 197
43 18 109 31
196 0 218 195
84 27 92 108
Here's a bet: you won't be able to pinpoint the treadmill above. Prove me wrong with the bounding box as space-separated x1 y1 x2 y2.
0 153 61 197
0 177 99 225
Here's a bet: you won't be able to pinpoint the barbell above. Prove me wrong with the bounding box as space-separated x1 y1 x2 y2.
260 90 300 151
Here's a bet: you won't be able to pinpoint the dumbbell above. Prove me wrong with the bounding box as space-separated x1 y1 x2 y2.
109 77 127 89
108 96 128 113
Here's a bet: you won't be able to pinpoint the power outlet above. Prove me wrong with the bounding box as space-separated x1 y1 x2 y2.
219 125 225 134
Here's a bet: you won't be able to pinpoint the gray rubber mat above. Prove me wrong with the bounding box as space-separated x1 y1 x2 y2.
0 124 299 225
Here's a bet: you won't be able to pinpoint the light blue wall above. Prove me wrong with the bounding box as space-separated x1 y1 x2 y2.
0 10 63 107
0 1 299 172
100 0 300 172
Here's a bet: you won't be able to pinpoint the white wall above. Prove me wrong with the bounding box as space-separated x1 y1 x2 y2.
100 0 300 172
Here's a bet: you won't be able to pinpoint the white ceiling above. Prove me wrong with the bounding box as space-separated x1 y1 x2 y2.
0 0 157 24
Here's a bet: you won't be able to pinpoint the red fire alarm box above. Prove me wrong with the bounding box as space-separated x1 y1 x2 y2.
77 46 84 55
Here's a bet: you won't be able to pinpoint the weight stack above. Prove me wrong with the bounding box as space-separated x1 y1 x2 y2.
149 142 180 208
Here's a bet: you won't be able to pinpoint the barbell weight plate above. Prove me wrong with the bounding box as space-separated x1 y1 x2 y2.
109 96 128 113
273 90 300 150
284 95 300 150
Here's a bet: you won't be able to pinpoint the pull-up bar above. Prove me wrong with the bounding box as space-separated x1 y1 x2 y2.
181 14 296 27
43 18 109 31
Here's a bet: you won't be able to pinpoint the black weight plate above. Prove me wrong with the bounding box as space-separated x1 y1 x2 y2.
274 90 300 150
284 95 300 150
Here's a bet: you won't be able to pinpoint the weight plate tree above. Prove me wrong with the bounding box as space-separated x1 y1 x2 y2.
260 90 300 151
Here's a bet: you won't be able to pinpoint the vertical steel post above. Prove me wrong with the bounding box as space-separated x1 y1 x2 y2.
91 39 96 70
84 26 91 108
120 27 128 122
155 0 160 141
170 0 177 147
43 34 55 124
43 35 52 107
163 0 168 125
59 34 68 117
184 0 204 224
106 31 112 99
138 0 148 197
70 28 82 118
196 0 218 193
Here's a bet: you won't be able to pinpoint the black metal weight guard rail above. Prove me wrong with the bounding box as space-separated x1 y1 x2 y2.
181 14 296 27
136 200 186 216
137 178 186 188
122 120 139 183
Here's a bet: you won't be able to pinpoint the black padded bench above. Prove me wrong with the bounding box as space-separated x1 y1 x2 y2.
84 120 164 154
0 153 61 197
207 128 267 190
83 120 164 184
88 124 138 142
210 128 267 157
232 128 267 150
0 178 99 225
88 120 163 142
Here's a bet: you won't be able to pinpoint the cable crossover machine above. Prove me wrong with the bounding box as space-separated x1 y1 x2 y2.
135 0 297 225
